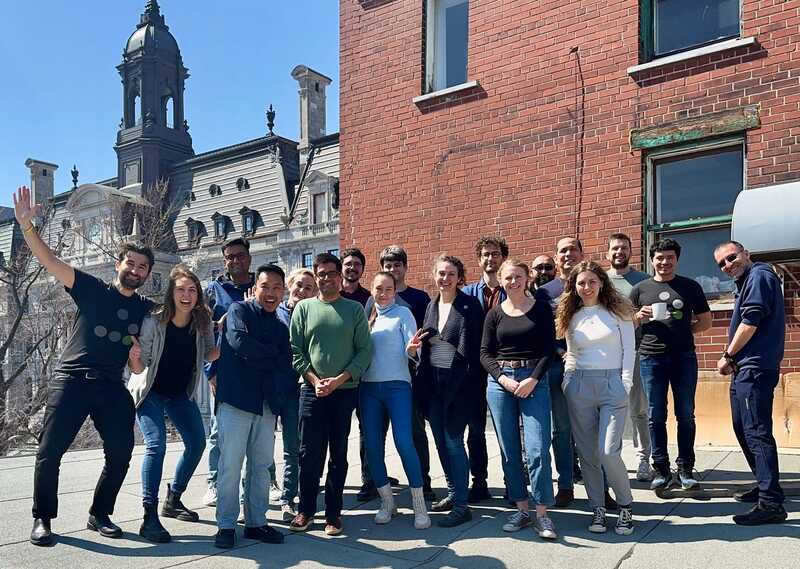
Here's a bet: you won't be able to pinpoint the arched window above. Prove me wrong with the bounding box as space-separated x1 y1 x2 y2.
134 93 142 126
164 96 174 128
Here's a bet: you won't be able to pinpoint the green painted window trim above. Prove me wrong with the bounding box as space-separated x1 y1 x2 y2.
648 214 733 233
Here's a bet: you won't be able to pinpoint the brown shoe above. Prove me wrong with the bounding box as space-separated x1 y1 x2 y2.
324 517 343 536
289 513 313 532
554 488 574 508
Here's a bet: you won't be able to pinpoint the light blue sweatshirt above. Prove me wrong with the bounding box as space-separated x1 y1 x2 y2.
361 302 417 383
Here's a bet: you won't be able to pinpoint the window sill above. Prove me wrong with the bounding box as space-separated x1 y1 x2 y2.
412 80 480 105
627 37 756 75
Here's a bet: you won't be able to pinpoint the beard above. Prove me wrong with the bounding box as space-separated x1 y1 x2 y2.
534 273 554 288
119 271 144 290
611 258 629 270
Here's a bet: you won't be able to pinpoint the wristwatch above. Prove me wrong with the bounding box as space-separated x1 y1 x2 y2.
722 350 735 363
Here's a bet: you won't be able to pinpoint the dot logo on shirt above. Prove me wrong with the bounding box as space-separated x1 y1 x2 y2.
673 299 684 310
658 291 671 301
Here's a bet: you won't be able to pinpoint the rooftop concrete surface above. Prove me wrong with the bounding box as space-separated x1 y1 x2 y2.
0 420 797 568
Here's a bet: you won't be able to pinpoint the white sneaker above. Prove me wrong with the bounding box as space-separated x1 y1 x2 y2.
203 486 217 507
269 479 282 502
636 459 654 482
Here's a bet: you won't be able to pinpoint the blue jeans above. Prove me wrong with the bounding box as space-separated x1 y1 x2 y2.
548 358 573 489
206 388 219 488
640 352 698 471
487 367 555 507
267 389 300 504
216 402 276 529
359 381 423 488
137 391 207 506
427 367 470 508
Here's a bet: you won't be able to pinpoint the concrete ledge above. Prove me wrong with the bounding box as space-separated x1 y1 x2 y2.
412 80 481 105
627 37 757 75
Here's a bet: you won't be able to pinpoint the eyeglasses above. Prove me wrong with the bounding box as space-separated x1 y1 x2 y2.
533 264 555 272
316 270 341 280
224 252 249 262
717 252 739 269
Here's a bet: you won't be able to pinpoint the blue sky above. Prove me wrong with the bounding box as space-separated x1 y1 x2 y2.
0 0 339 207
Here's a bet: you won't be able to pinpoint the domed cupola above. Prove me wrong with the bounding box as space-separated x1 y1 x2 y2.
124 0 179 57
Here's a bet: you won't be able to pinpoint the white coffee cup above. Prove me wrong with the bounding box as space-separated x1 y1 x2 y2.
651 302 669 320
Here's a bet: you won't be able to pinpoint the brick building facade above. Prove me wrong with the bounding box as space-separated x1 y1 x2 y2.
340 0 799 446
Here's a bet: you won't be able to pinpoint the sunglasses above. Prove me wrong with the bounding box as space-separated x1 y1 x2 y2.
717 252 739 269
533 264 555 271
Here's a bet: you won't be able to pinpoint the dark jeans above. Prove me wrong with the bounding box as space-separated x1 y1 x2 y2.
548 359 574 489
33 373 135 519
467 378 489 489
730 368 784 506
640 351 698 472
297 384 357 520
428 367 470 507
137 391 206 506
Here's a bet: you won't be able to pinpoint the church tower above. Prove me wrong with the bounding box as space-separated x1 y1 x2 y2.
114 0 193 194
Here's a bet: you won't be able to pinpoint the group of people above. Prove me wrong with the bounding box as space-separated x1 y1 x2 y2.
12 183 787 551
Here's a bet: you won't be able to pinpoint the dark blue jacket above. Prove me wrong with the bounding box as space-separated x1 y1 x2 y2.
729 262 785 371
462 279 507 311
204 272 255 380
216 299 293 415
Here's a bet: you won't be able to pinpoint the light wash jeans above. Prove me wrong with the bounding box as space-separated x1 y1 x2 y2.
216 402 276 529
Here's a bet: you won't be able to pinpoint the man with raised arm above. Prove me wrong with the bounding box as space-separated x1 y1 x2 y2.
14 186 155 546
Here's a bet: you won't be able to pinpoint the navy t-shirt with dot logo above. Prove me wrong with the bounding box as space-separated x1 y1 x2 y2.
57 270 154 380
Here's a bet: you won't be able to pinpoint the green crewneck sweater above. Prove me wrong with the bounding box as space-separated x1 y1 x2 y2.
290 296 373 388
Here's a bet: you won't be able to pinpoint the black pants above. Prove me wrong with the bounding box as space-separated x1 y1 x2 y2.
466 380 489 489
730 368 784 506
33 374 135 520
298 385 357 519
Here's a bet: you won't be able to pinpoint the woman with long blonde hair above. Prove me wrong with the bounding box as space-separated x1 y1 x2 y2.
128 264 218 543
555 260 636 536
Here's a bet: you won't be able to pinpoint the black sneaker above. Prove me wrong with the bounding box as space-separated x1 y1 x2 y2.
214 528 235 548
437 507 472 528
615 506 634 536
733 504 788 526
431 495 454 512
677 468 699 490
244 525 284 544
356 482 378 502
468 485 491 503
650 469 673 491
733 486 759 503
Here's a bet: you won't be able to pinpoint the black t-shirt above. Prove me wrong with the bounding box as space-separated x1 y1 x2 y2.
58 270 154 380
151 321 197 398
341 284 371 307
398 286 431 329
480 301 555 379
629 275 710 355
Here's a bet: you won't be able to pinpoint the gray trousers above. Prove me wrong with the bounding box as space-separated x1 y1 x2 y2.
629 353 651 462
563 369 633 508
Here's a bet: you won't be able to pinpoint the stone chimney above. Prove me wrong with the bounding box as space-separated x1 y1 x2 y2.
24 158 59 210
291 65 332 164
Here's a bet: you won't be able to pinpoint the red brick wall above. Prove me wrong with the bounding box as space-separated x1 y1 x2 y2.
340 0 800 372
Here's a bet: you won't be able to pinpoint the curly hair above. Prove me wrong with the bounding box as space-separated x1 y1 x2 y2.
474 236 509 259
555 260 633 338
431 254 467 286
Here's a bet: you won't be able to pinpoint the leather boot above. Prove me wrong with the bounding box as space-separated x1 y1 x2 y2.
161 483 199 522
139 503 171 543
30 518 52 546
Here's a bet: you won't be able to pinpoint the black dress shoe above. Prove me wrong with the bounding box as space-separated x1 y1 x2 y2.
30 518 52 546
244 525 285 544
431 495 454 512
87 514 123 538
733 503 788 526
356 482 378 502
215 528 236 548
733 486 759 503
468 485 492 503
437 507 472 528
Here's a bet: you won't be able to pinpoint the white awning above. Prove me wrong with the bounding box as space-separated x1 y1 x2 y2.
732 180 800 262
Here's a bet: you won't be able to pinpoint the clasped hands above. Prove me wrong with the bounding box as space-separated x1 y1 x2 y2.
499 374 538 398
313 374 348 397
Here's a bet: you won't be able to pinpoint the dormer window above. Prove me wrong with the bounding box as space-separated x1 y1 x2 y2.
185 217 206 246
239 207 259 237
211 212 231 240
209 184 222 197
236 177 250 191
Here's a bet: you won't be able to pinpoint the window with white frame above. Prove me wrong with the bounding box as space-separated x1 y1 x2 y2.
646 139 744 299
425 0 469 93
643 0 740 60
311 193 326 225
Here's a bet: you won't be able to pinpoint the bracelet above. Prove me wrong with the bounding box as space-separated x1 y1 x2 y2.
23 223 36 234
722 351 735 362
